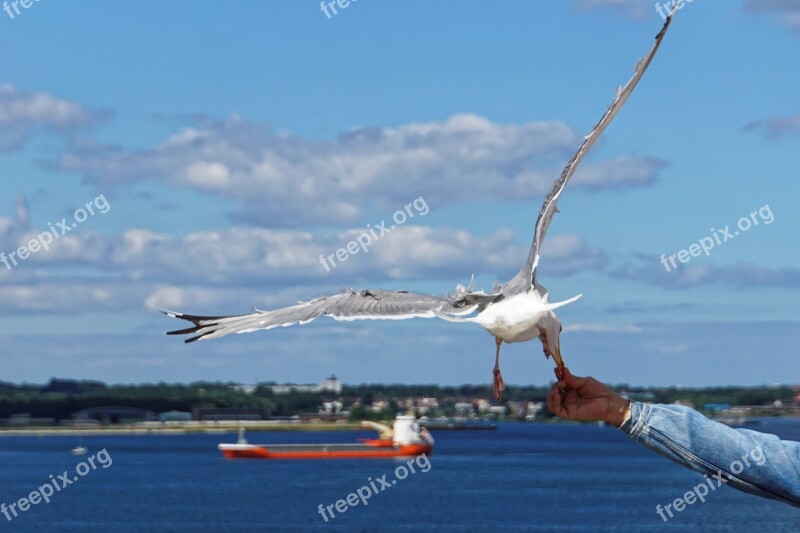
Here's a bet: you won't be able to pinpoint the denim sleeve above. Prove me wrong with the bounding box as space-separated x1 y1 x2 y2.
620 401 800 507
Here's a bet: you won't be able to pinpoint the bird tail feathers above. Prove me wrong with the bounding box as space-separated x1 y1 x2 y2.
542 293 582 311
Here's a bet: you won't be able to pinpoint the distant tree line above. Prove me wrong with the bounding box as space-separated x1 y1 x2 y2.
0 378 795 422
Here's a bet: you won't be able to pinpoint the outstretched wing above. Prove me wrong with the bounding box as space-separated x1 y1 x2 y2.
165 289 478 343
508 6 677 291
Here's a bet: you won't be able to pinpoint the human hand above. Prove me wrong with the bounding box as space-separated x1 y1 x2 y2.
547 367 630 426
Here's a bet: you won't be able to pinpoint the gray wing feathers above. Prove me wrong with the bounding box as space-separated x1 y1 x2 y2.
165 289 475 343
508 7 677 290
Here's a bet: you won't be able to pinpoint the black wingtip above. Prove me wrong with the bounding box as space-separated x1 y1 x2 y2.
167 325 211 336
163 310 230 342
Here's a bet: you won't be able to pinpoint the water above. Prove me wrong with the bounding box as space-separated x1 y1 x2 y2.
1 422 799 532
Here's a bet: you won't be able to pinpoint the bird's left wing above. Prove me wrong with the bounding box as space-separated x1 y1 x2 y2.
165 288 477 343
508 5 677 290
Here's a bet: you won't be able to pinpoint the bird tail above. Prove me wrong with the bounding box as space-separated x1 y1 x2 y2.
432 294 581 324
544 293 582 311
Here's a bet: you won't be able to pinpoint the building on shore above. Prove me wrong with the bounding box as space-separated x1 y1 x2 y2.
232 375 343 396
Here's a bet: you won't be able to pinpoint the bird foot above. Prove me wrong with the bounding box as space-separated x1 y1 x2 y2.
538 326 552 358
493 366 505 401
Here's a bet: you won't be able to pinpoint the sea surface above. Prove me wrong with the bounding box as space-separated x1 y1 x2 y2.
1 421 799 532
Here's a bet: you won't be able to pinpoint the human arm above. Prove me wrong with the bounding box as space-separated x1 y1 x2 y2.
547 367 800 508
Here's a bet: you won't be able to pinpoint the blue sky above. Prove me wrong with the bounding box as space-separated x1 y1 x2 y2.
1 0 798 387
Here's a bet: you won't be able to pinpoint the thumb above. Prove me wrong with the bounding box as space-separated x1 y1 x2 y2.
562 367 588 388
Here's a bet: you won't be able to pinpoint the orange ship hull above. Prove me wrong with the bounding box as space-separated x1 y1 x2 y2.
219 441 432 459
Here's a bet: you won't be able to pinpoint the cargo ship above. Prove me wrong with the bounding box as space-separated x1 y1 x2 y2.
218 415 433 459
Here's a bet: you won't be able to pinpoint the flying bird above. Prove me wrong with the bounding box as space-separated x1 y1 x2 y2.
165 10 676 400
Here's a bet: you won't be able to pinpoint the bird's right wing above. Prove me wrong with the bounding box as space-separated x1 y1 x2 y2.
508 5 677 291
165 288 479 343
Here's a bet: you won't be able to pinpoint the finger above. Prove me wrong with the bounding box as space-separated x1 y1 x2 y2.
549 394 563 417
546 387 558 404
562 366 588 388
546 388 563 415
554 366 563 380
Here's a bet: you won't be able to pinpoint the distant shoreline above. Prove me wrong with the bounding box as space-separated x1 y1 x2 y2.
3 415 799 437
0 422 364 437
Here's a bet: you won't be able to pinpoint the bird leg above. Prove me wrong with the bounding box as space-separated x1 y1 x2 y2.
554 350 565 373
538 326 565 373
493 336 505 401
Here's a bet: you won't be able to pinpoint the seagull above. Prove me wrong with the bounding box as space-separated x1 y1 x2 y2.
165 10 676 400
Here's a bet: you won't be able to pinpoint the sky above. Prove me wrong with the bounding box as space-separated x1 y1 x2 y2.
1 0 798 388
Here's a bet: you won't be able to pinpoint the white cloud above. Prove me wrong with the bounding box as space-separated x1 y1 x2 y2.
743 0 800 32
184 161 231 190
612 256 800 289
51 114 666 227
0 84 109 151
4 224 602 285
572 156 667 190
0 195 31 252
0 283 131 314
0 223 605 315
538 233 607 276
